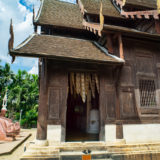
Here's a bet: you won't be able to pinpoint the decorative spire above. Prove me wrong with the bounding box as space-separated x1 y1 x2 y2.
99 0 104 30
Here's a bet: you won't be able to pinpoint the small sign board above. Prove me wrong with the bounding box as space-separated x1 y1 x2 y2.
82 154 91 160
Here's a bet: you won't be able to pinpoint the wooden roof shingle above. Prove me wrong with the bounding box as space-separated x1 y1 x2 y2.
80 0 123 19
35 0 83 29
10 34 124 64
123 0 157 10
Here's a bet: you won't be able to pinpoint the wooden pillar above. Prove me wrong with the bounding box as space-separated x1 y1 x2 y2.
115 67 124 140
36 58 48 142
118 33 124 60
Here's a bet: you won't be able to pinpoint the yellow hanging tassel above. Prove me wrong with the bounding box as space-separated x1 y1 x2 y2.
81 73 86 103
85 73 90 96
76 73 81 95
94 73 99 94
92 74 96 98
70 73 74 95
89 74 95 98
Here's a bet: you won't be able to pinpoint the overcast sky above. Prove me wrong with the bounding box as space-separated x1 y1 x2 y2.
0 0 76 74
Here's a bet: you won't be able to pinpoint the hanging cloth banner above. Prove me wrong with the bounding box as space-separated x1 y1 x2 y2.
70 72 99 103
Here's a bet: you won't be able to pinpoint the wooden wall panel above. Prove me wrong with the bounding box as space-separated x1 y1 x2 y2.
100 68 116 124
106 92 116 119
136 56 153 73
120 89 137 119
122 40 133 61
120 65 133 86
156 65 160 88
47 62 68 126
118 37 160 122
48 87 61 120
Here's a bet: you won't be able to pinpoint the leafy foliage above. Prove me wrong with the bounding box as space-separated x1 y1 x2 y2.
0 60 39 128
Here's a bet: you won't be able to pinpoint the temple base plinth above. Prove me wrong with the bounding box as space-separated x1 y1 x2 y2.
21 141 160 160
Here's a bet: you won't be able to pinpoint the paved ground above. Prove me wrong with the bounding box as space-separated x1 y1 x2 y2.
0 128 36 160
0 131 31 155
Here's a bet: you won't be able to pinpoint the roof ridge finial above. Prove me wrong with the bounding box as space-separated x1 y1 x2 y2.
8 19 15 63
8 19 14 51
33 5 35 23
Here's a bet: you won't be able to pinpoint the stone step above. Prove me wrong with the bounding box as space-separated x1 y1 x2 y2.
59 146 107 152
60 151 112 160
21 158 59 160
20 142 160 160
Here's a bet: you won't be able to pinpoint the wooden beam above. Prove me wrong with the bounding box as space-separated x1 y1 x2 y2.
118 33 124 60
82 19 102 36
121 10 159 20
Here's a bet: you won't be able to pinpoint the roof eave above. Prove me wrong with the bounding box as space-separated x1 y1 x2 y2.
103 24 160 40
33 22 84 31
10 50 124 66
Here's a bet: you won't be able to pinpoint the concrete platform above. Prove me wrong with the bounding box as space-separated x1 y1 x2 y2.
0 130 31 155
21 141 160 160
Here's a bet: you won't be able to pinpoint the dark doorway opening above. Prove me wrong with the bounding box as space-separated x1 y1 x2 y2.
66 73 99 142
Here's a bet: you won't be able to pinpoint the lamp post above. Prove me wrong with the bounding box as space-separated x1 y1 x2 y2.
1 89 8 117
19 109 23 124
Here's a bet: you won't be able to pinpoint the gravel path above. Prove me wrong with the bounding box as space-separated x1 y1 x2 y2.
0 129 36 160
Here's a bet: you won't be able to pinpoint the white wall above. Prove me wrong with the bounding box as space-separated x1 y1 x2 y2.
105 125 116 143
47 124 160 145
123 124 160 144
47 125 65 145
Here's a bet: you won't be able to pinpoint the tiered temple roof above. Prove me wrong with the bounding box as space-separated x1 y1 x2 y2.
79 0 123 18
112 0 159 19
10 34 123 64
122 0 157 10
9 0 160 63
34 0 83 29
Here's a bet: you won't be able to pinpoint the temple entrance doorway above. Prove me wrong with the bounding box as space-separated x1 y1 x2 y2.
66 72 100 142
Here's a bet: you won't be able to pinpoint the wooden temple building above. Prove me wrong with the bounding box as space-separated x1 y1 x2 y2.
9 0 160 159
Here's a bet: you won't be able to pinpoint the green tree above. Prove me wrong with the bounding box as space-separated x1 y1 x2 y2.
0 61 39 128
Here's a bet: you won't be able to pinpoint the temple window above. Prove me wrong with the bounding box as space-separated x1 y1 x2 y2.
139 79 157 107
